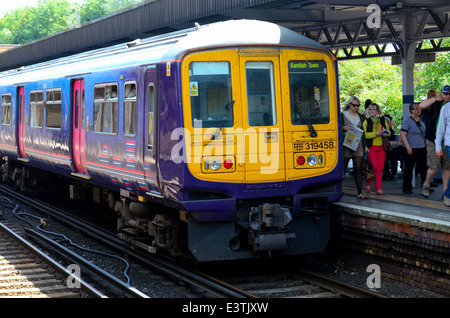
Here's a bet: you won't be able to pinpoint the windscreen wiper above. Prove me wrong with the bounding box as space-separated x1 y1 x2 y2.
211 100 235 140
295 100 318 138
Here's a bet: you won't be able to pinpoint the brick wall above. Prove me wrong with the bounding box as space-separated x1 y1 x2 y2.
331 202 450 295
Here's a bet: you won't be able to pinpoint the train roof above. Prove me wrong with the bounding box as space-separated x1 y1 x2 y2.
0 20 331 85
162 19 330 60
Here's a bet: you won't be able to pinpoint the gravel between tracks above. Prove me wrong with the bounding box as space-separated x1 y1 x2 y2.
0 203 198 298
298 251 448 298
2 198 447 298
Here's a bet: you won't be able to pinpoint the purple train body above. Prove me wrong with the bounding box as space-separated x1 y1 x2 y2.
0 20 343 261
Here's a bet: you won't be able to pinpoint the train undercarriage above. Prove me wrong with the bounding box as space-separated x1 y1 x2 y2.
0 160 330 262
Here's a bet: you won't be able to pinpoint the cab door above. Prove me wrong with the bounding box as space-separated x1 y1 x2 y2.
239 53 286 189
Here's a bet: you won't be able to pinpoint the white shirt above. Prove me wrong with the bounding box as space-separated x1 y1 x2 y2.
343 110 360 127
435 101 450 151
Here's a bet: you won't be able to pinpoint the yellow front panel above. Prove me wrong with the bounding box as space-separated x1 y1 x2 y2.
181 48 339 184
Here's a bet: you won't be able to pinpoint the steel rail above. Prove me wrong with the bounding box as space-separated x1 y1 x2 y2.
0 222 106 298
24 228 149 298
0 184 250 298
296 269 390 298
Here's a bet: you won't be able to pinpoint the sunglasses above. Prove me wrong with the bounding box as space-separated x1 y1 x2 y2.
443 92 450 95
351 103 360 107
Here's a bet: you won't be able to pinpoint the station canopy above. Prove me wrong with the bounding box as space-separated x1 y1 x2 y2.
0 0 449 70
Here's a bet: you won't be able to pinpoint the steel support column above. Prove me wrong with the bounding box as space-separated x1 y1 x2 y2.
399 12 418 119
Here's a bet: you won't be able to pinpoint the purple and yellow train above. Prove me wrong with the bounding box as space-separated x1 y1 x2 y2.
0 20 343 261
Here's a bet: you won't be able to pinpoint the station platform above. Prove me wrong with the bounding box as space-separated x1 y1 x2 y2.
340 171 450 229
332 172 450 294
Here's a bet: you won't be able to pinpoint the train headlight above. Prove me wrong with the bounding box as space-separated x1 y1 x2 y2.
307 154 318 166
210 159 222 171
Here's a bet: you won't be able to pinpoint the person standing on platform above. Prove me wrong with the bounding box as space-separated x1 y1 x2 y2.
363 103 390 195
383 114 401 180
400 102 427 195
341 96 367 199
362 98 372 122
435 85 450 206
419 88 450 197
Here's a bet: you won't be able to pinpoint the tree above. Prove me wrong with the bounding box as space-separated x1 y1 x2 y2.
0 0 145 44
80 0 107 23
33 0 78 40
338 47 450 131
81 0 144 23
338 56 403 130
414 54 450 100
0 7 36 44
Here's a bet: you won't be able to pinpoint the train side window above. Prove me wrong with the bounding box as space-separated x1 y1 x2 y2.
46 89 62 129
147 84 154 151
30 90 44 128
1 94 12 125
93 83 119 134
124 82 137 136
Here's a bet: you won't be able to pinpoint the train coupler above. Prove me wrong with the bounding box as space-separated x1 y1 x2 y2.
248 203 295 253
250 231 296 252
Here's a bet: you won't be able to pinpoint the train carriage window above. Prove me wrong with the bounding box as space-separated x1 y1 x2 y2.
124 82 137 136
93 83 119 134
30 90 44 128
189 62 233 128
1 94 11 125
147 84 154 151
46 89 62 129
245 62 276 126
288 61 330 125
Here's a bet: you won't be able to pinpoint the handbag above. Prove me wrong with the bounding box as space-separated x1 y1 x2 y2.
361 154 374 179
382 137 392 152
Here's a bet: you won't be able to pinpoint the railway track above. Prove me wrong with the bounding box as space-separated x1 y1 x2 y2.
0 222 103 298
216 269 388 298
0 185 249 298
0 184 389 299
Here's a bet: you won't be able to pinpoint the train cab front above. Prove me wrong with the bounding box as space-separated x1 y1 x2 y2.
178 46 342 262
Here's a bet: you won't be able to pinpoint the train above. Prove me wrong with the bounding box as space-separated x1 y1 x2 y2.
0 20 343 262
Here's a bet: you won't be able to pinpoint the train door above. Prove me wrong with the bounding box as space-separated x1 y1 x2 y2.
71 79 88 176
239 54 286 188
17 86 27 160
143 65 161 197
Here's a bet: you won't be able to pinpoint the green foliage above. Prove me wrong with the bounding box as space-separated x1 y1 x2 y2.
414 40 450 100
338 57 403 130
0 0 144 44
338 49 450 132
